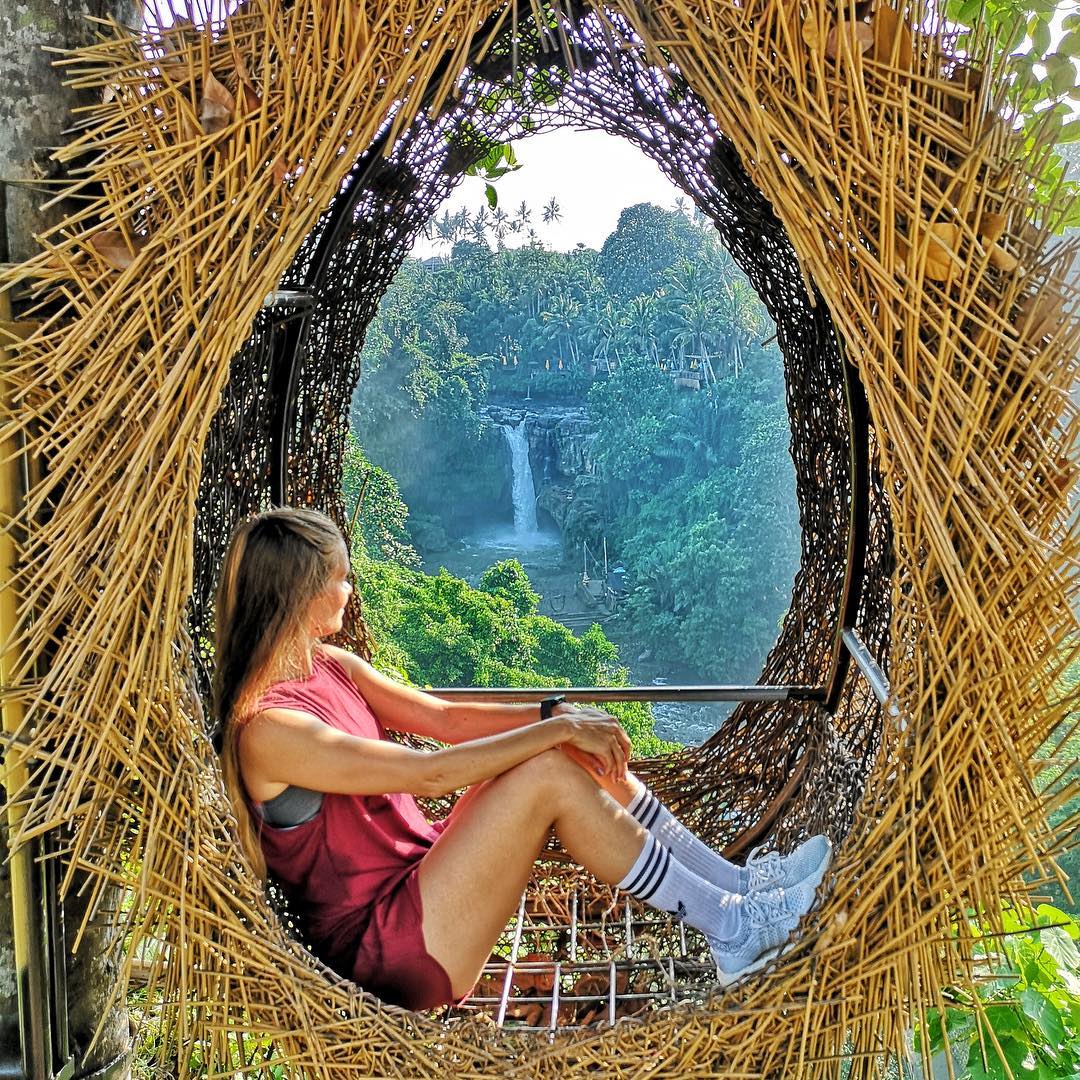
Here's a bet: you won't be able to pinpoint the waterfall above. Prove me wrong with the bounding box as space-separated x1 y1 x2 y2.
501 419 538 535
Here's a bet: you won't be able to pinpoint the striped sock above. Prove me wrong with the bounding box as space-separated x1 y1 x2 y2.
626 783 748 893
616 834 742 941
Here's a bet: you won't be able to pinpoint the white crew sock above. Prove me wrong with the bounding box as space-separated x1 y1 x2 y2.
616 833 742 941
626 783 749 893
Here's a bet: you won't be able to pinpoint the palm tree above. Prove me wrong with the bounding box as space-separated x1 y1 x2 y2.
670 294 720 380
701 245 767 377
541 294 583 366
717 276 766 378
434 210 458 252
491 206 510 244
664 257 716 309
661 258 722 378
588 300 626 371
626 294 660 364
470 206 490 244
513 199 532 233
542 196 562 224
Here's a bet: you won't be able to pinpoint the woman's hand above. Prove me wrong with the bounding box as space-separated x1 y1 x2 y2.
555 705 631 781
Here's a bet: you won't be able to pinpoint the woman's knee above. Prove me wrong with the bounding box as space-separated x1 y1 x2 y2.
501 748 592 799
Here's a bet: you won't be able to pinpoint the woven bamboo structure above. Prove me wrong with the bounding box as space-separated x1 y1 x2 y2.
1 0 1077 1075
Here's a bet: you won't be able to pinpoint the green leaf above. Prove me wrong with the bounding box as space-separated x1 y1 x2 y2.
1067 996 1080 1032
963 0 989 24
1010 50 1038 90
1031 17 1051 58
1004 906 1034 934
484 184 497 210
530 69 560 106
1044 54 1077 98
967 1039 994 1080
984 1003 1026 1039
1019 988 1066 1050
967 1032 1033 1080
1037 906 1080 940
996 1034 1037 1079
925 1009 944 1051
1042 926 1080 985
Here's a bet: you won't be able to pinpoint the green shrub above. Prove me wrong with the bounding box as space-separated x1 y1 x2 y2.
355 553 677 755
913 903 1080 1079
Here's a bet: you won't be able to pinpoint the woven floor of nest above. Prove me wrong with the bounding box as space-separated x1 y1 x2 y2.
1 0 1077 1076
448 876 718 1031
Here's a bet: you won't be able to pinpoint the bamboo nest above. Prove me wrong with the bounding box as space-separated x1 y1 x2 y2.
0 0 1077 1076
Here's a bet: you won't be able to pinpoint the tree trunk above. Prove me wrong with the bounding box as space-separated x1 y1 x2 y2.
1 0 137 1075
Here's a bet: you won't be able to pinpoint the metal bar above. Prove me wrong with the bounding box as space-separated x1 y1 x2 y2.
1 299 54 1080
549 961 561 1032
824 350 872 713
496 893 527 1028
569 892 578 963
840 629 898 716
428 684 826 703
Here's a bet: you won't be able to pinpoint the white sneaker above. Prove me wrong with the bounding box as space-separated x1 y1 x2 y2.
709 879 819 986
744 835 832 894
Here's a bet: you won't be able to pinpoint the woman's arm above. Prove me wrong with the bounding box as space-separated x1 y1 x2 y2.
239 706 631 800
322 644 555 743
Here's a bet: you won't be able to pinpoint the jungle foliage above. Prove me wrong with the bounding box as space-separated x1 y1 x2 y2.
351 202 799 679
342 436 676 757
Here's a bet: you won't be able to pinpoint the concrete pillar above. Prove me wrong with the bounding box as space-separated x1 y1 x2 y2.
1 0 138 1075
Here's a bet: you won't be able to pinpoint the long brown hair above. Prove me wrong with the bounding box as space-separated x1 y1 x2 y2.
212 507 350 878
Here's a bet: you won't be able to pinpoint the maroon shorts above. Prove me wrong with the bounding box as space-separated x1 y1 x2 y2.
347 861 459 1011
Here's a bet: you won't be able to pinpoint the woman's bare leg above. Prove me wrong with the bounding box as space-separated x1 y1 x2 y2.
557 741 641 804
418 749 648 997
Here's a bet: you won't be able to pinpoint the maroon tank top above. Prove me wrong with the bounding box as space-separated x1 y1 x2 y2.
247 650 444 971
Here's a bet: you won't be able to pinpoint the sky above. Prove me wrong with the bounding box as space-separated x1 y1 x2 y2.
408 127 688 259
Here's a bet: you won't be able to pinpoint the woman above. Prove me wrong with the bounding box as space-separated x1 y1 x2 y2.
213 507 831 1011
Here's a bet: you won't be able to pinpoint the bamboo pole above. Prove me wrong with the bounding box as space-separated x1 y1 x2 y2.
0 297 50 1080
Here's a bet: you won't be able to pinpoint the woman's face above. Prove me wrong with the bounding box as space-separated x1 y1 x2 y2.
307 543 352 639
